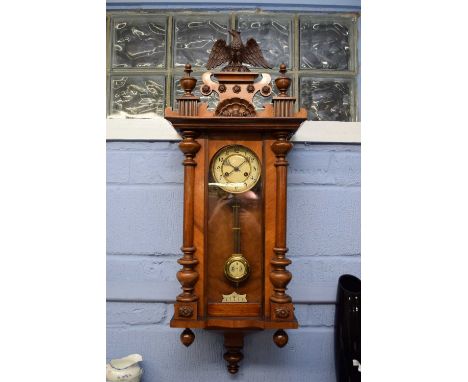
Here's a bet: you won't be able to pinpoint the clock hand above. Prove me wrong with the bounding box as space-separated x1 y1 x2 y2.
226 157 247 172
224 158 235 168
231 159 247 173
236 158 247 169
223 158 238 177
227 168 236 176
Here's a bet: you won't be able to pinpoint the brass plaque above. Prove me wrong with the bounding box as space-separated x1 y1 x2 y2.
222 291 247 303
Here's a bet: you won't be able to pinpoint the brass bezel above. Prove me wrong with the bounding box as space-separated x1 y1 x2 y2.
224 254 250 283
210 144 261 194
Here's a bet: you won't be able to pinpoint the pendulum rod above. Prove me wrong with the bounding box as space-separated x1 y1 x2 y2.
232 196 241 254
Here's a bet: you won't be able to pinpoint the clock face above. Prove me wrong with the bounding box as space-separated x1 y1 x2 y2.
211 145 261 194
230 261 245 277
224 255 250 283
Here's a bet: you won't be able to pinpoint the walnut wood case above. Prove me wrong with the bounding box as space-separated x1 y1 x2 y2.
165 63 307 374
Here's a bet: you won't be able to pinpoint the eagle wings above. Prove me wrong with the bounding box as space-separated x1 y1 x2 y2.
206 35 271 70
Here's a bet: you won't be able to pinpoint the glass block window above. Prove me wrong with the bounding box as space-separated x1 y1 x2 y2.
300 77 352 121
300 18 353 70
107 11 359 121
237 15 293 69
110 75 166 118
174 16 230 68
112 16 167 68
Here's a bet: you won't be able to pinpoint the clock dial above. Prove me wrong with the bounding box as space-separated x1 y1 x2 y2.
230 261 245 277
224 255 250 283
211 145 261 194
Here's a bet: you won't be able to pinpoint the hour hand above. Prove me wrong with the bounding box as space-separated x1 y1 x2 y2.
224 158 234 168
223 159 237 175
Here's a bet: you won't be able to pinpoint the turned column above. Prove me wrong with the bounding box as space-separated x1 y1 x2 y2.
176 131 200 304
270 131 293 304
173 63 201 326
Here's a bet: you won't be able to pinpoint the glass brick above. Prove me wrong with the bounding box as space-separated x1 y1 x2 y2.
110 75 166 118
300 17 352 70
174 16 229 68
112 16 167 68
300 77 352 121
237 15 293 69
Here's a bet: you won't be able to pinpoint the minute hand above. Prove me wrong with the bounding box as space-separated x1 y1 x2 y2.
235 158 247 171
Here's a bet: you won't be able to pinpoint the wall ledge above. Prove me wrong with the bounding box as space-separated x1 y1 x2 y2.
106 118 361 143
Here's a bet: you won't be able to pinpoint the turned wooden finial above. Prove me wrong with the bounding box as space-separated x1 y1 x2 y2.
273 329 289 348
180 63 197 97
180 328 195 347
275 63 291 97
223 332 244 374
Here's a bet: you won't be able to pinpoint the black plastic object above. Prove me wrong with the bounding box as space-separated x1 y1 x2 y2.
335 274 361 382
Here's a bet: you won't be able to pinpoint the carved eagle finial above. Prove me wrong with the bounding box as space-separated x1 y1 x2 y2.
206 30 272 72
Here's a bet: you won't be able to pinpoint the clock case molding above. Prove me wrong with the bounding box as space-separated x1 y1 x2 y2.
165 63 307 374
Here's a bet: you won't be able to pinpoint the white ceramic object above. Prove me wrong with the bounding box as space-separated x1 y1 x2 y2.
353 359 361 372
106 354 143 382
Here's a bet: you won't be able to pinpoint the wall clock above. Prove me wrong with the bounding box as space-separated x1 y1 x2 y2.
165 35 307 373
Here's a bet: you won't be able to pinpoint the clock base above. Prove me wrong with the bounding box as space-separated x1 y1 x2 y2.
170 315 298 330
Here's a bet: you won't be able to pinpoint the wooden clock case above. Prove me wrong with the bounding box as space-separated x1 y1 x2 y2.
165 63 307 374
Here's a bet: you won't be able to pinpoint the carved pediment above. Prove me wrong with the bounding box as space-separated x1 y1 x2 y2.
165 42 307 121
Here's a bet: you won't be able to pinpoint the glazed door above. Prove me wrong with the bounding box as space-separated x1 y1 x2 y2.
206 138 264 319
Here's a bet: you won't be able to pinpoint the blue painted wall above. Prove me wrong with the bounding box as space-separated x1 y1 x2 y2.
107 141 360 381
106 1 360 379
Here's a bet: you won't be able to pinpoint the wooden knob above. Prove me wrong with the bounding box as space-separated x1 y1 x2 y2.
275 63 291 97
273 329 288 348
279 63 287 75
184 63 193 75
180 328 195 347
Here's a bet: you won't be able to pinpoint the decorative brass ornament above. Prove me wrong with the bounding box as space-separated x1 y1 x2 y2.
222 291 248 303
